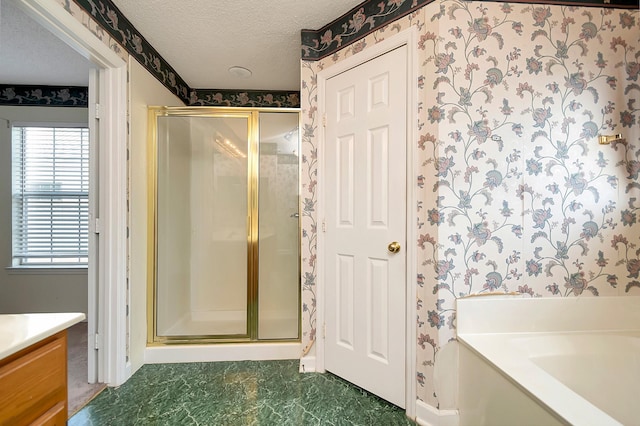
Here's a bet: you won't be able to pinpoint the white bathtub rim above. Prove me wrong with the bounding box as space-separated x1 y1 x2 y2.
457 296 640 335
458 331 625 426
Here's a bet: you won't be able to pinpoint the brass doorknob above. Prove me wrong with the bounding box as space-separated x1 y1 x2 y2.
388 242 401 253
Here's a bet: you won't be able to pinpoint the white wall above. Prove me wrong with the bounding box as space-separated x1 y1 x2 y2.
0 105 88 314
128 59 184 373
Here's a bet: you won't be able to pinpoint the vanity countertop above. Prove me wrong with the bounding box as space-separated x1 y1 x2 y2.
0 312 85 360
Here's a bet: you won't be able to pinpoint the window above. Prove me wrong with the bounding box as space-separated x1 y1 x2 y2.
12 125 89 267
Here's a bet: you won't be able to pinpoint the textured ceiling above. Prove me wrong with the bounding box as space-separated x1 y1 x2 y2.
1 0 363 91
110 0 365 90
0 0 91 86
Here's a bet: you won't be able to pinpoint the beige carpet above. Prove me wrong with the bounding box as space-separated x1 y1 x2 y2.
67 322 106 417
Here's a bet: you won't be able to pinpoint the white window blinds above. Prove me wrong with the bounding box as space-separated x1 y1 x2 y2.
12 126 89 266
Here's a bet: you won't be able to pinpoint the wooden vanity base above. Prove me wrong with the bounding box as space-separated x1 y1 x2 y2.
0 331 67 425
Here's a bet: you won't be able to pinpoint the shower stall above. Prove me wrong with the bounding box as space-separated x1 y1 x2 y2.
147 107 300 344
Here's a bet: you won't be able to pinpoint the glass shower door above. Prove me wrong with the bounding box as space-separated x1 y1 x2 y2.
257 112 300 340
150 107 300 344
155 113 250 338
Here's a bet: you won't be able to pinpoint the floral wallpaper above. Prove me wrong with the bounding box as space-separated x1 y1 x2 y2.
301 0 639 409
421 2 639 407
0 85 88 107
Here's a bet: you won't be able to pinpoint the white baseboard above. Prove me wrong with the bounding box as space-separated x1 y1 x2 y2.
299 355 316 372
124 361 132 383
415 400 459 426
144 342 300 364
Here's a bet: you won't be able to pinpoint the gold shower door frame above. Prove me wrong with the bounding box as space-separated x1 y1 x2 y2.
147 106 301 344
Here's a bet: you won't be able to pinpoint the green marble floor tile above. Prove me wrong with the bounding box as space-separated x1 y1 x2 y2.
69 360 415 426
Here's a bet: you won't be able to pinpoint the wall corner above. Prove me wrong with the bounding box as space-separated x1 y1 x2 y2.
415 400 459 426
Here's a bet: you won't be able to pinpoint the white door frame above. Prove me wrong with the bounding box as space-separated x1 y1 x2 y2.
87 67 99 384
16 0 130 386
316 27 418 418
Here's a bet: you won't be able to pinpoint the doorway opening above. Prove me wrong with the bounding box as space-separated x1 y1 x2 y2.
15 0 129 388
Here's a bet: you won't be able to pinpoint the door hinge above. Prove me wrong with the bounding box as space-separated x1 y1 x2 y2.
94 103 101 120
94 333 100 350
322 114 326 127
323 323 326 339
94 218 102 234
322 220 326 233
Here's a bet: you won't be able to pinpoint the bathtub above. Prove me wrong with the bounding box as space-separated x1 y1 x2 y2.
456 297 640 426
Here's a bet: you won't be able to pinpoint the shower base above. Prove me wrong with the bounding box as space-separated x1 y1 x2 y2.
145 341 301 364
160 311 298 340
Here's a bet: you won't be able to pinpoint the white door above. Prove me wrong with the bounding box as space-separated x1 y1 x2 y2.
324 45 407 407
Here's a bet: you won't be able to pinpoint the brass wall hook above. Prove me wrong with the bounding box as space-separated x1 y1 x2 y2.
598 134 622 145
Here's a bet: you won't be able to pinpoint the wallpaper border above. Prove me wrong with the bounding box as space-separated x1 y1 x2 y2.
189 89 300 108
70 0 300 108
301 0 431 61
0 85 88 107
72 0 189 101
301 0 638 60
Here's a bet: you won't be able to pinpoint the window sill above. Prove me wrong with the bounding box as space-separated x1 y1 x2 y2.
5 267 88 275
